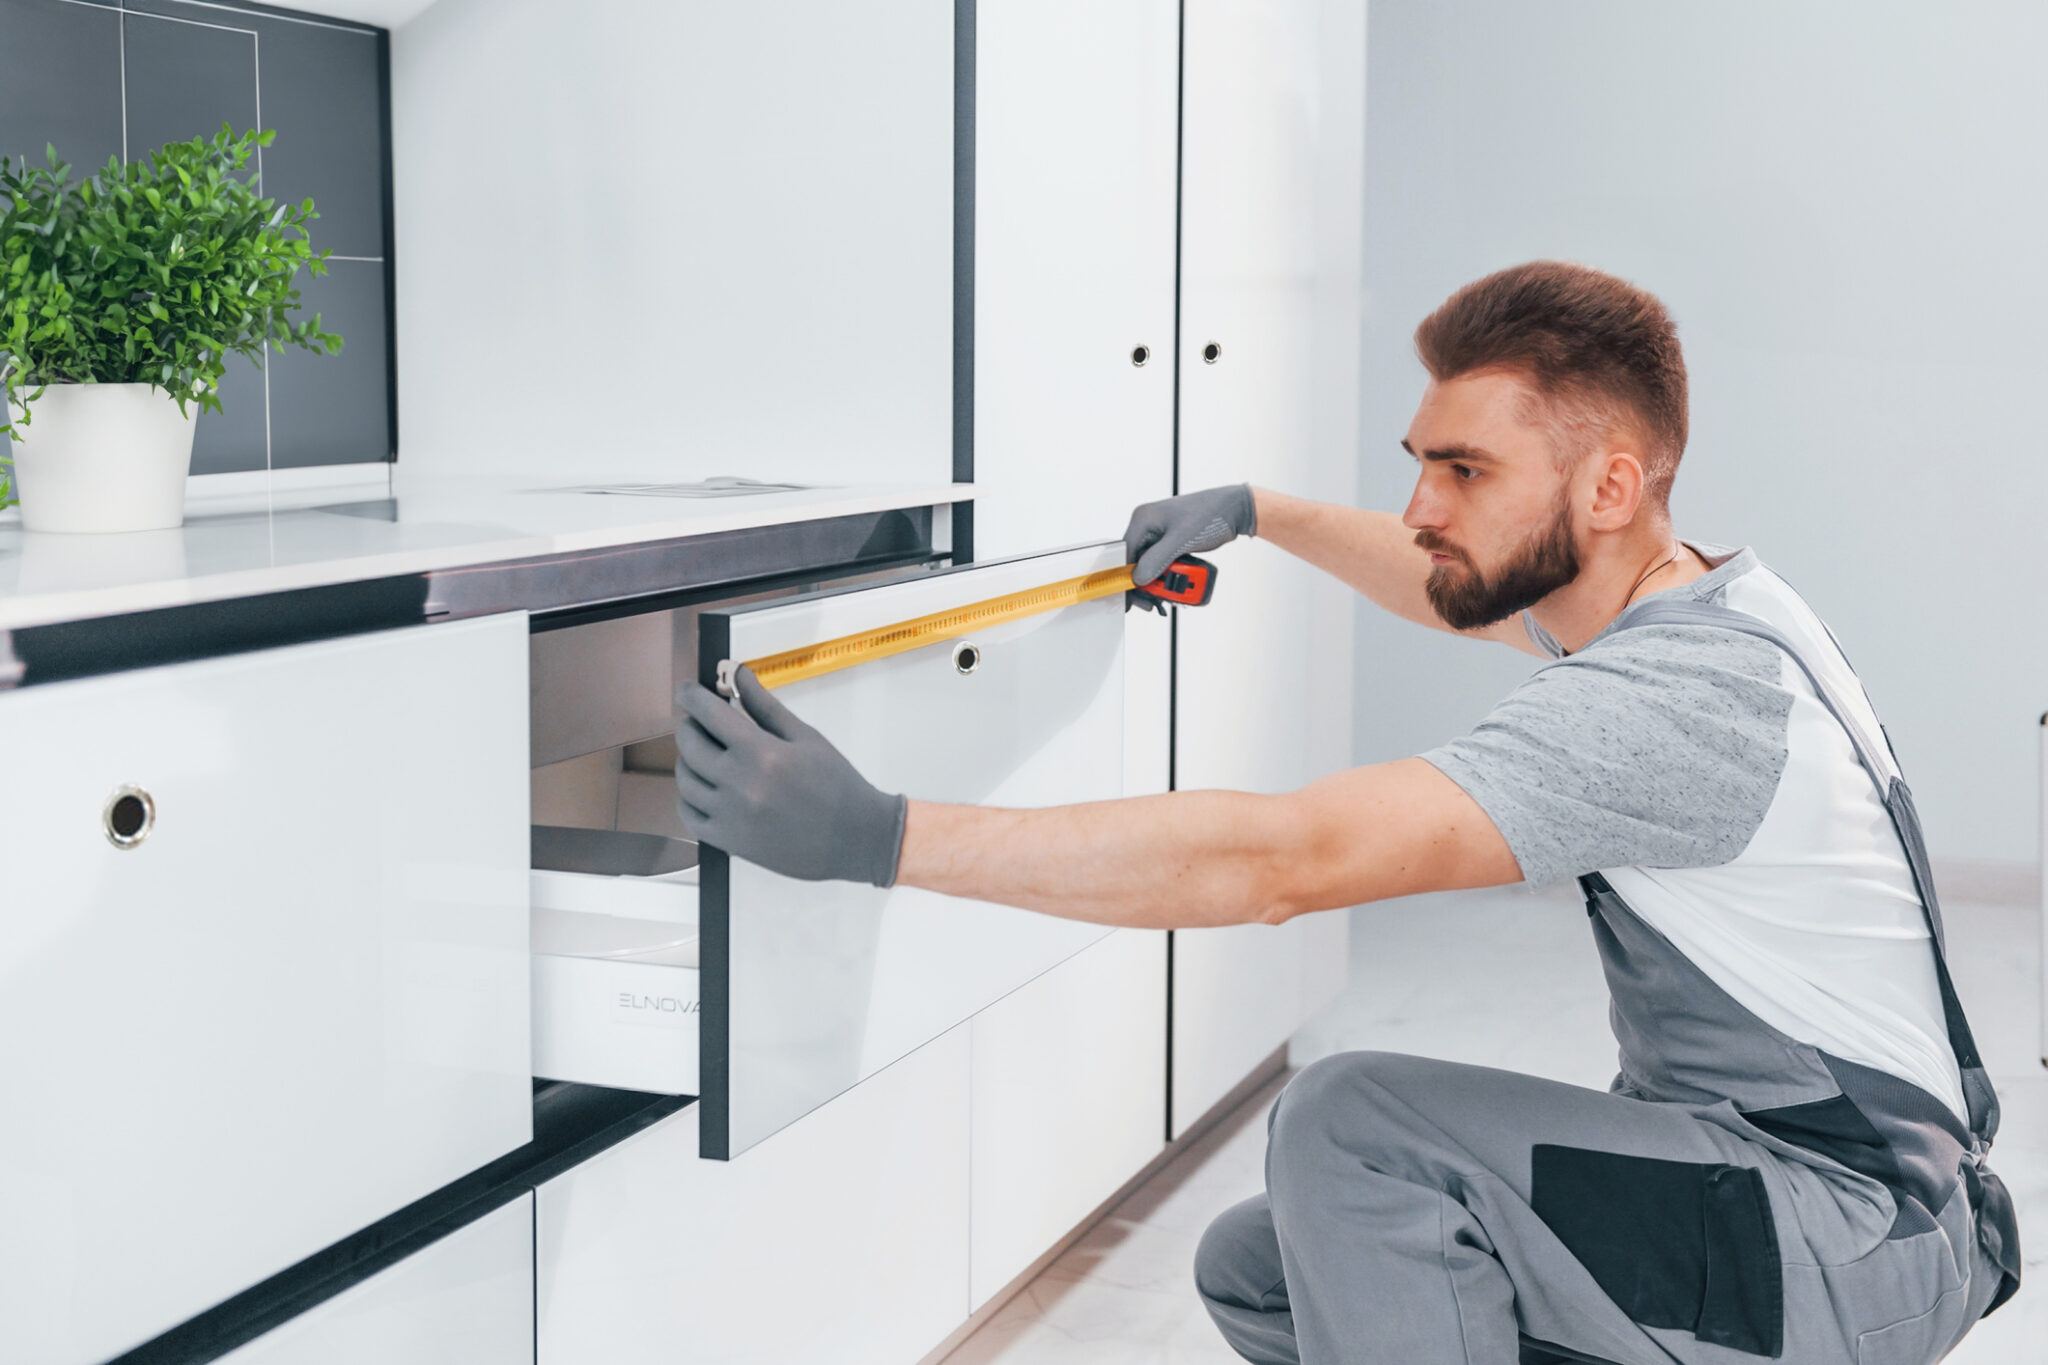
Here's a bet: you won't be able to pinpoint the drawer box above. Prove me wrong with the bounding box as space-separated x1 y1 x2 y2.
532 861 701 1095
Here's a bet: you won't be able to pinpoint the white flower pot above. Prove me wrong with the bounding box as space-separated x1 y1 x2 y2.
5 382 199 534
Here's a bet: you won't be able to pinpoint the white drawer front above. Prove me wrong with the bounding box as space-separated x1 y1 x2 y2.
699 543 1127 1158
0 617 531 1364
537 1030 970 1364
969 928 1168 1307
220 1196 534 1365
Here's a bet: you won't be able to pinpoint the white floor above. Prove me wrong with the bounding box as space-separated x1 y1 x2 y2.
941 882 2046 1363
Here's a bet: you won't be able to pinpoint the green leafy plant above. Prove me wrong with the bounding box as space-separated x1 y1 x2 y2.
0 124 343 508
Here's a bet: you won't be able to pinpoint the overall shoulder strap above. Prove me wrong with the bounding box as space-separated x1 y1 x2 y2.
1604 597 1997 1141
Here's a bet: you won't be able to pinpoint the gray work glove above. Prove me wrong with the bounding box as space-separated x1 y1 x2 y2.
673 666 907 887
1121 483 1256 613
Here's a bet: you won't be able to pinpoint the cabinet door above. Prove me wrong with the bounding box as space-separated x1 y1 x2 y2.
537 1030 970 1365
969 928 1167 1308
219 1197 534 1365
698 543 1127 1158
972 0 1179 803
1172 0 1364 1134
0 617 531 1364
970 0 1178 562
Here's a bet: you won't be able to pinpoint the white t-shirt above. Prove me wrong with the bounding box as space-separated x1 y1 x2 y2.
1421 543 1967 1121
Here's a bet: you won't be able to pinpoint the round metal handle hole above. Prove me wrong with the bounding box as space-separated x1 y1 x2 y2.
953 641 981 675
104 786 155 850
1202 341 1222 364
1130 344 1150 367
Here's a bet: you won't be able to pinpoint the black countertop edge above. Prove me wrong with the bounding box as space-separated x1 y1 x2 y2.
2 505 938 689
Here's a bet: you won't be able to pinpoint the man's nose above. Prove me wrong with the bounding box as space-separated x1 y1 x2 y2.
1402 478 1444 532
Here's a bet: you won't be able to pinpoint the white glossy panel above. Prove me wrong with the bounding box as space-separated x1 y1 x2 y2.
970 0 1178 563
219 1197 535 1365
0 616 532 1363
1171 913 1349 1136
1171 0 1364 1134
707 545 1127 1157
1124 611 1172 798
392 0 953 489
537 1030 970 1364
969 929 1168 1308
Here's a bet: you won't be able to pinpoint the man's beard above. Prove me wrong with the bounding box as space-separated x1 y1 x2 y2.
1419 494 1580 631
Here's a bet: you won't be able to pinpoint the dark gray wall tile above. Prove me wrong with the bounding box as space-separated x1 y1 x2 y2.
127 2 387 261
189 350 267 475
245 17 386 260
0 0 124 178
123 7 267 474
122 7 258 164
267 257 390 469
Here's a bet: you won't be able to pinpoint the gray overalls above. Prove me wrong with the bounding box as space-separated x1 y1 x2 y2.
1194 599 2021 1364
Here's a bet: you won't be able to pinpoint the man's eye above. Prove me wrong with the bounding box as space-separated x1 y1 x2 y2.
1452 464 1477 481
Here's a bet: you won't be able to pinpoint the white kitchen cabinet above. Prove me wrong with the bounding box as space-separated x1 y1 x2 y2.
970 0 1179 802
219 1197 535 1365
1170 0 1364 1135
969 927 1168 1308
536 1028 971 1364
0 616 532 1365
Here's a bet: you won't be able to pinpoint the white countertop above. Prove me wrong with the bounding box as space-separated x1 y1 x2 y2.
0 474 973 631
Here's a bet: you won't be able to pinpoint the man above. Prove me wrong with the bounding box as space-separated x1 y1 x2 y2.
673 262 2018 1364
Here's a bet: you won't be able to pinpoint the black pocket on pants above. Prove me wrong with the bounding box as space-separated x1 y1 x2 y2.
1531 1145 1784 1358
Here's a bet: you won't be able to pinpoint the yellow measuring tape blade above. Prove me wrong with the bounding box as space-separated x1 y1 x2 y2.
739 563 1140 691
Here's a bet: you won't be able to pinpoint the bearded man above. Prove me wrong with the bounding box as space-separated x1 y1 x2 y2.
673 261 2019 1364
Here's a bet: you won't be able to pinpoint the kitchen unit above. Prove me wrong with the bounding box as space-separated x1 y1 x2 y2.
0 0 1361 1360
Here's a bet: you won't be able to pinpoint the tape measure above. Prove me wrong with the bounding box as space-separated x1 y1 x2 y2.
718 555 1217 694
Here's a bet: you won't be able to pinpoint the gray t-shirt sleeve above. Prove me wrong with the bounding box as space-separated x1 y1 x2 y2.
1420 624 1794 887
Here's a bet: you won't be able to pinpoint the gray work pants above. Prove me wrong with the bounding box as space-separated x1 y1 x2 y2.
1195 1052 2003 1364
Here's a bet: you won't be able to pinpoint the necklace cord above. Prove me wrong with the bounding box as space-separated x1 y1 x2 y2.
1621 547 1683 610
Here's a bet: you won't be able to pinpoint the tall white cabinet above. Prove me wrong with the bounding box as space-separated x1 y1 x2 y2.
970 0 1364 1140
970 0 1181 805
1169 0 1364 1135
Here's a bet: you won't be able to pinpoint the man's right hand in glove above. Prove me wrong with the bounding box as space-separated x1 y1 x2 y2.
1121 483 1259 613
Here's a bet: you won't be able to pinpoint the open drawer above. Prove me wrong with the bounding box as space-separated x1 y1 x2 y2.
698 541 1128 1158
522 542 1128 1159
530 829 702 1096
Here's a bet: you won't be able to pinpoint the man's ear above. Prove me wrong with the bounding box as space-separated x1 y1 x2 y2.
1583 445 1646 531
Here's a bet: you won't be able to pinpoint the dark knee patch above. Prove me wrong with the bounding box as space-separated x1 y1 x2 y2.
1530 1145 1783 1358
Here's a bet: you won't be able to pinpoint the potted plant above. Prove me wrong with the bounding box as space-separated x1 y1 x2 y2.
1 124 342 533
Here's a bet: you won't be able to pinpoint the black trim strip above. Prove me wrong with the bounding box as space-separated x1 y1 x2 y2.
698 608 734 1162
424 507 935 624
951 0 975 563
376 22 399 465
111 1085 688 1364
3 574 431 688
1163 0 1187 1142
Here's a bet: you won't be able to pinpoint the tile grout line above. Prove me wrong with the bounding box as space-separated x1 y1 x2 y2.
117 7 128 162
253 28 273 502
157 0 378 37
99 3 257 39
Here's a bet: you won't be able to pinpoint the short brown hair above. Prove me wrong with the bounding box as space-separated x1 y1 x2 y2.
1415 261 1688 505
